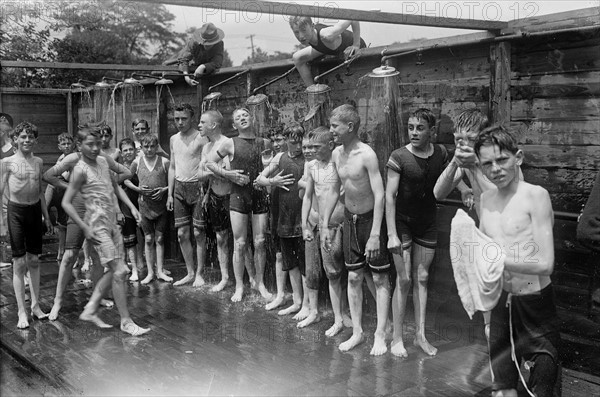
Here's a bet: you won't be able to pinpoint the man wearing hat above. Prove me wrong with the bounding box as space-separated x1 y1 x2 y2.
165 22 225 87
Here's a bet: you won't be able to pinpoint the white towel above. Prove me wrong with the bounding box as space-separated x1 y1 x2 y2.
450 209 505 319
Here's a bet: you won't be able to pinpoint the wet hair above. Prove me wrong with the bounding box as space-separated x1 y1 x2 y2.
75 124 100 143
140 133 159 147
0 113 14 127
99 124 113 136
203 110 223 127
409 108 436 129
12 121 38 139
174 103 194 118
453 108 489 134
268 123 285 139
330 104 360 133
131 118 149 130
474 125 519 156
289 16 313 29
57 132 74 144
119 137 135 151
232 107 250 117
282 122 304 142
308 126 332 143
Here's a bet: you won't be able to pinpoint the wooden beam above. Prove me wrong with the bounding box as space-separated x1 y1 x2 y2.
504 7 600 34
1 61 179 72
129 0 507 31
489 42 511 127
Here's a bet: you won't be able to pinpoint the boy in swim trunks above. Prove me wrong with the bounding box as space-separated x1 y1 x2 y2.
0 121 53 328
62 126 149 336
476 125 560 397
322 104 391 356
386 108 449 358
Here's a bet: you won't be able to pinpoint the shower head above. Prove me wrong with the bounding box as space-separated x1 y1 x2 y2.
369 65 399 78
123 77 142 85
203 92 222 101
154 77 173 85
71 79 96 89
95 77 121 88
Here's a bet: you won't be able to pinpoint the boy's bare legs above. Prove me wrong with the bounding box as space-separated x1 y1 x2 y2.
325 277 344 336
49 248 79 320
27 253 48 319
278 266 302 315
173 224 195 286
230 211 248 302
79 266 112 328
211 230 230 292
340 268 365 351
297 285 320 328
370 272 390 356
57 225 66 260
155 231 171 282
126 246 139 282
265 252 286 310
13 256 29 328
292 47 320 87
294 276 310 321
412 244 437 356
251 213 272 300
192 227 206 287
141 233 156 284
391 249 411 357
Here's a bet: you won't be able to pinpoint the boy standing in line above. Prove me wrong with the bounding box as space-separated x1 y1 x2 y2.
476 126 560 397
322 105 391 356
0 113 16 268
0 122 53 328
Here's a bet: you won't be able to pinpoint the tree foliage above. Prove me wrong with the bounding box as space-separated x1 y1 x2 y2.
241 47 294 66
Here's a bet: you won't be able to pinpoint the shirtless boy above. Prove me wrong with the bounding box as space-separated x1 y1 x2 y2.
166 103 209 287
302 126 347 335
0 122 53 328
322 105 391 356
205 108 272 302
197 110 232 292
477 125 560 397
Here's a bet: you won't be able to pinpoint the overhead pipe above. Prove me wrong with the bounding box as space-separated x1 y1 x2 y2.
251 66 296 95
208 69 249 92
313 52 362 84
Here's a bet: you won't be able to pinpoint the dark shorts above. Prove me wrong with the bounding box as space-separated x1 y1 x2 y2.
121 216 138 248
140 212 169 236
490 285 561 396
229 185 269 215
48 186 68 227
174 180 203 229
65 194 87 250
280 236 305 274
395 213 437 249
7 201 43 258
343 208 391 273
194 190 230 232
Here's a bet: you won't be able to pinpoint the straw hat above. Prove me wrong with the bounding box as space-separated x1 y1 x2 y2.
195 23 225 46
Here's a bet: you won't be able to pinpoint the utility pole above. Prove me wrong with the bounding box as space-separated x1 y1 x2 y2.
246 34 255 58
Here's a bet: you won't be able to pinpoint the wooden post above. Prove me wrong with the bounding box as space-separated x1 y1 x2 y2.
246 72 254 97
67 92 73 136
489 42 511 127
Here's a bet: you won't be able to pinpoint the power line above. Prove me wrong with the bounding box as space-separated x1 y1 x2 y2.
246 34 255 58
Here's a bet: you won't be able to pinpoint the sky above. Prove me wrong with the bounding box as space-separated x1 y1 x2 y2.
164 0 598 66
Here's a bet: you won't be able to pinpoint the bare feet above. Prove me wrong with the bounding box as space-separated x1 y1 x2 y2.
192 276 205 288
79 311 112 329
231 288 244 302
297 311 320 328
129 273 139 282
17 313 29 329
339 332 364 352
121 321 150 336
278 303 301 316
370 331 388 356
31 307 49 320
211 279 229 292
293 306 310 321
173 274 194 287
48 303 61 321
256 284 273 301
414 335 437 356
325 322 344 337
157 272 173 283
265 295 286 311
390 339 408 358
100 299 114 308
163 268 171 276
141 274 154 285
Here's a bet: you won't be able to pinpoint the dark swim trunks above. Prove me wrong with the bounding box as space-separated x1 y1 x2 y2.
342 208 391 273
